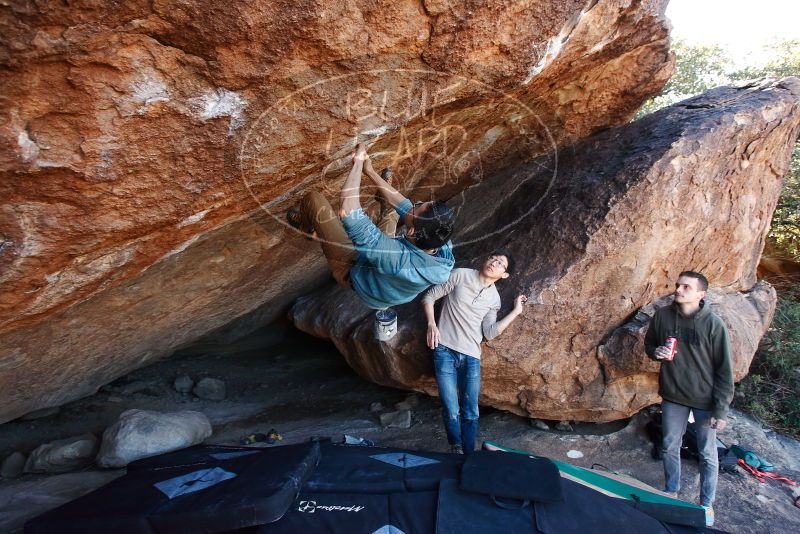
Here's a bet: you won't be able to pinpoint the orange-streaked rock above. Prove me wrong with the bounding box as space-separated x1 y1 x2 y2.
0 0 675 422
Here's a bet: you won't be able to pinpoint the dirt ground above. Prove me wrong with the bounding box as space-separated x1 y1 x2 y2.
1 325 798 533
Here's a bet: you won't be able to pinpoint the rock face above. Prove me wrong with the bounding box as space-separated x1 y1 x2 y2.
291 79 800 422
0 1 675 423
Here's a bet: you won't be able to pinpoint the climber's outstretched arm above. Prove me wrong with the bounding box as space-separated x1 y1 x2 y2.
363 157 407 209
339 143 368 217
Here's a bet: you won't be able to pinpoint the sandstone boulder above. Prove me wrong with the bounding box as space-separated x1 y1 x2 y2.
173 375 194 394
757 242 800 291
291 79 800 422
96 409 212 468
380 410 412 429
23 434 98 474
0 0 674 423
192 377 226 401
1 452 26 479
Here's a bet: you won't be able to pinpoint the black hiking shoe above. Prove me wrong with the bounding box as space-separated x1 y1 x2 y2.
286 207 304 230
380 167 393 182
286 207 316 240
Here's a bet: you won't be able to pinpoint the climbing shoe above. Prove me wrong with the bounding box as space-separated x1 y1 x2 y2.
286 208 316 240
702 505 715 527
286 207 304 231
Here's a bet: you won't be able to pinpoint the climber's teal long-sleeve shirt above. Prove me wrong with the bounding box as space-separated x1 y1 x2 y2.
341 199 454 309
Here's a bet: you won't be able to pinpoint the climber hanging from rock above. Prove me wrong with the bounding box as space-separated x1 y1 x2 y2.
287 143 456 335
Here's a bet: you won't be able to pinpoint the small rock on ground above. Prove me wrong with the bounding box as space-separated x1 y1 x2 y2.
380 410 412 429
1 452 26 479
24 434 98 474
556 421 574 432
394 400 414 411
117 380 156 396
173 375 194 394
530 419 550 430
193 377 226 401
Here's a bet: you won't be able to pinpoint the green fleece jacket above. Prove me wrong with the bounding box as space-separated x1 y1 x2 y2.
644 300 734 419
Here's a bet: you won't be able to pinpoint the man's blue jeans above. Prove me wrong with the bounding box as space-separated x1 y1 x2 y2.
661 400 719 506
433 345 481 452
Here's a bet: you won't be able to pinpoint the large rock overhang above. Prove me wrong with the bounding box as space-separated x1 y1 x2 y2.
2 0 677 422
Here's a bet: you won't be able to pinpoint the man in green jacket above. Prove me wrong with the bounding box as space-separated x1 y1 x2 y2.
644 271 734 527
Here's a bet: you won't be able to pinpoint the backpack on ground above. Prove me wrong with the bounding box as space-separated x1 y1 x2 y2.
728 444 774 472
645 412 737 473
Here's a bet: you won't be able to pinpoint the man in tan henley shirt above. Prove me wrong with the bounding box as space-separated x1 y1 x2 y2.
422 249 527 454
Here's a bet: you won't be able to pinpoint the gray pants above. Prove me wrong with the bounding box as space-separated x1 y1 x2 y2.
661 400 719 506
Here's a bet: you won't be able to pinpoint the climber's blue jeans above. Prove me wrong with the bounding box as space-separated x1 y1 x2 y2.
434 345 480 453
661 400 719 506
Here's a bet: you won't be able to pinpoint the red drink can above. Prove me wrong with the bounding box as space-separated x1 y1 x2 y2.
664 337 677 361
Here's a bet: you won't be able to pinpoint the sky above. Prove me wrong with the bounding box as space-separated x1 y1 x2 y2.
665 0 799 66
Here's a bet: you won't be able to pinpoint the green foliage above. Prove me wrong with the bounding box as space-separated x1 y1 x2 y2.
637 38 800 116
636 40 731 117
734 291 800 438
730 40 800 81
768 145 800 258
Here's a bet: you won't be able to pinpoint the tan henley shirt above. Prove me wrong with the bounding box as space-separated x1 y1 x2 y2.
422 268 502 359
